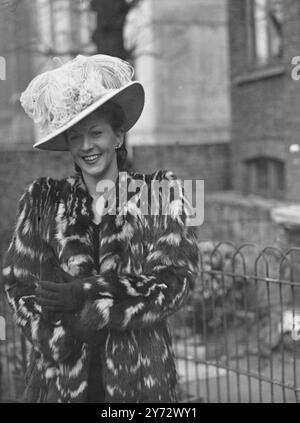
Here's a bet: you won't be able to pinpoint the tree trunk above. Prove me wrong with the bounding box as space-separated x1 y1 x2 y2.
91 0 133 60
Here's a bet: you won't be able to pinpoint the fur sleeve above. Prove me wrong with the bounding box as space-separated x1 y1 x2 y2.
68 169 200 336
2 178 81 365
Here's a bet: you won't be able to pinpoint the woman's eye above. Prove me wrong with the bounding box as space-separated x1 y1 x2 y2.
92 131 102 137
69 134 80 141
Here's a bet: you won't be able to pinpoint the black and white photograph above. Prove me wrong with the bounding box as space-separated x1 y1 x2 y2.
0 0 299 406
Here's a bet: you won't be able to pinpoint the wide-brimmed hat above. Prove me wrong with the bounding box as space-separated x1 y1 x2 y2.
20 54 145 151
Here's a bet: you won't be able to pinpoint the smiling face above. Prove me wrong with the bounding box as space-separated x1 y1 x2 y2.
66 107 124 181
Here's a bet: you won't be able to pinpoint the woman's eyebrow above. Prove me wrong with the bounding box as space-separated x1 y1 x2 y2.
89 124 103 130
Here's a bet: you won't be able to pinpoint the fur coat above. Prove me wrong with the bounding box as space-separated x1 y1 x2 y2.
2 168 200 403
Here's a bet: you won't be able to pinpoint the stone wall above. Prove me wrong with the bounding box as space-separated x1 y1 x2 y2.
132 142 231 191
199 191 288 249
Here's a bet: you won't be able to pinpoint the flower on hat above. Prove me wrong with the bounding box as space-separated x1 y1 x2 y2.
20 54 134 136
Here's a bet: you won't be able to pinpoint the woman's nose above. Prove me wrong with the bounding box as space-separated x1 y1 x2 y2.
81 135 93 151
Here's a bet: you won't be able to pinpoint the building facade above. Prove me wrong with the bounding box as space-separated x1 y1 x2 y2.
228 0 300 202
125 0 232 190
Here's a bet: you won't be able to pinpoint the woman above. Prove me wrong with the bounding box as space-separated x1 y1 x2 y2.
2 54 200 403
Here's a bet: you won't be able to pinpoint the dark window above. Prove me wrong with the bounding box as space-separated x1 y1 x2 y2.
246 0 283 66
245 156 285 199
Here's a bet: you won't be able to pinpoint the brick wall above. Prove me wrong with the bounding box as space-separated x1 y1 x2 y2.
228 0 300 201
281 0 300 201
132 143 231 192
199 191 286 248
199 191 300 254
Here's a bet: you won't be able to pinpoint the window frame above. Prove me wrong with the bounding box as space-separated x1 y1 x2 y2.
245 156 285 200
245 0 284 69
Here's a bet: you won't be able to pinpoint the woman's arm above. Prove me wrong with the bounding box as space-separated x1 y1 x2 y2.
45 170 200 337
2 178 82 364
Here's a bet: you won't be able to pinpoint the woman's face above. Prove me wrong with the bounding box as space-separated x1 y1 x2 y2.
66 110 124 179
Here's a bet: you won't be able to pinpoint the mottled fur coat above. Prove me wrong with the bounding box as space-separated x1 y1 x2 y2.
2 168 200 403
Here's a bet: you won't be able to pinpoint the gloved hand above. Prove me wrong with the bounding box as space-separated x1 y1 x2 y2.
61 313 108 345
35 280 85 312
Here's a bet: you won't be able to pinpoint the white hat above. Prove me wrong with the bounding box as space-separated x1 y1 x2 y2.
20 54 145 151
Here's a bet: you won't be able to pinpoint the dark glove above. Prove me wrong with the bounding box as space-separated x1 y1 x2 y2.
35 280 85 312
62 313 108 345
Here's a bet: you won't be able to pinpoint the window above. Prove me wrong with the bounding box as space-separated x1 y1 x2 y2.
247 0 283 66
71 0 97 55
35 0 96 58
245 157 285 199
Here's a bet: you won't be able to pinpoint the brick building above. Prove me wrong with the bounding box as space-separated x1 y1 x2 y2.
200 0 300 247
228 0 300 202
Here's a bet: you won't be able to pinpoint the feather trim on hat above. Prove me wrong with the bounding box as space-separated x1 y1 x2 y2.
20 54 134 136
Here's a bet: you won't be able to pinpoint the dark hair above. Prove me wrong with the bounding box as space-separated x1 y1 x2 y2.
95 102 128 171
95 101 125 133
73 101 129 173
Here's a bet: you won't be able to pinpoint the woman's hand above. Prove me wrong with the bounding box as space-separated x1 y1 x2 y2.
62 312 108 345
35 280 85 312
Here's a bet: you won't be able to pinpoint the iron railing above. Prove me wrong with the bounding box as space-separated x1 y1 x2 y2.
0 293 28 402
171 241 300 403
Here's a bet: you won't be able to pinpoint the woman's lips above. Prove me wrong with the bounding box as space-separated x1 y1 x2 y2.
82 153 102 164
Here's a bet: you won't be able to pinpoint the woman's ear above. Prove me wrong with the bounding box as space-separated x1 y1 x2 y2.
114 128 125 149
116 127 125 142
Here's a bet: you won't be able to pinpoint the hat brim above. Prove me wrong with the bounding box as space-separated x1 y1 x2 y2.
33 81 145 151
